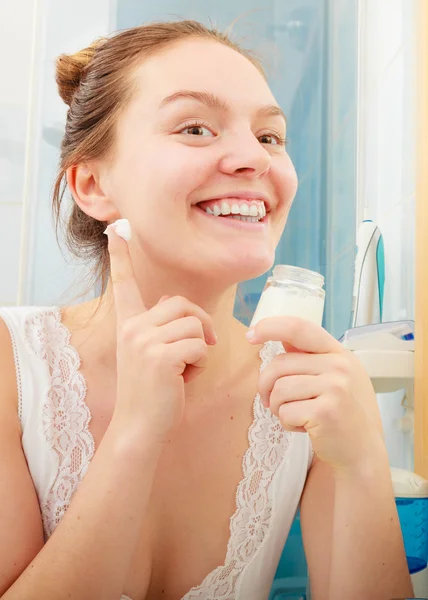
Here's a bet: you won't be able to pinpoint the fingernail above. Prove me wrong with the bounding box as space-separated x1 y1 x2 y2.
245 328 256 341
207 332 217 345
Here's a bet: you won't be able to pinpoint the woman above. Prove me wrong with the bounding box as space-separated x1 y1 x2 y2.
0 20 413 600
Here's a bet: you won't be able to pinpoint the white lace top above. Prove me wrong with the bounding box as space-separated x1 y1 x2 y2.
1 306 313 600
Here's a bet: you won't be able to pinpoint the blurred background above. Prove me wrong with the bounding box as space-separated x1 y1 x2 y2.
0 0 419 597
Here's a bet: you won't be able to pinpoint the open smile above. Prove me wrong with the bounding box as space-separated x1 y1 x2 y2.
194 199 268 230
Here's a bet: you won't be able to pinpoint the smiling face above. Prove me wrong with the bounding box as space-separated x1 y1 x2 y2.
100 37 298 285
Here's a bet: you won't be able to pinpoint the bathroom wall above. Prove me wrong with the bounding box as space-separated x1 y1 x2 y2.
357 0 417 472
357 1 421 592
0 0 35 305
0 0 114 308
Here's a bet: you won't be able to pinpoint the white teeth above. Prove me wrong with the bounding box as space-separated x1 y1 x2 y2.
202 199 267 221
220 201 231 215
249 204 259 217
232 215 259 222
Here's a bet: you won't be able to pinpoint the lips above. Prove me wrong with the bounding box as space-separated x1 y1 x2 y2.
196 205 267 228
195 191 271 212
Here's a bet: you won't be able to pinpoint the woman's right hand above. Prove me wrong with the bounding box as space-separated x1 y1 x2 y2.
105 225 217 444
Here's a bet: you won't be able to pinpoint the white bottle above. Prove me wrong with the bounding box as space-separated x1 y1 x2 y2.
251 265 326 327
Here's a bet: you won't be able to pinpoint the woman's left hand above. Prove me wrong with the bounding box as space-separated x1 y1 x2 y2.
246 316 386 474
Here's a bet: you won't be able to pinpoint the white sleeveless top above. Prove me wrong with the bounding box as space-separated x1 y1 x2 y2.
0 306 313 600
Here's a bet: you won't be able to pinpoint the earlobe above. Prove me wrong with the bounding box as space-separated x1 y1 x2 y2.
66 163 120 222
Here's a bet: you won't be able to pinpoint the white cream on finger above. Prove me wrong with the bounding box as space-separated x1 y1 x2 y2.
104 218 132 242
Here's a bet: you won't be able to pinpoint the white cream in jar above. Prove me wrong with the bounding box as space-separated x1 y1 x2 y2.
251 265 325 327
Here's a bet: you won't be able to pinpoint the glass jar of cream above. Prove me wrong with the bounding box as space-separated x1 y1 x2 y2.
251 265 325 327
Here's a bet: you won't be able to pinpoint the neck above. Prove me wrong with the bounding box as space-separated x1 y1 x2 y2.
75 270 254 393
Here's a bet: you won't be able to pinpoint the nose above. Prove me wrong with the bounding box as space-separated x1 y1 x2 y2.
218 129 272 178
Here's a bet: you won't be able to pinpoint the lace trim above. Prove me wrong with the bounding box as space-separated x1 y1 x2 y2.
24 308 94 538
182 341 292 600
25 308 291 598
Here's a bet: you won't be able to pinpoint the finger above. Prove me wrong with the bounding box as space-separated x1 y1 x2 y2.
278 402 310 433
281 343 306 353
158 316 205 344
105 224 146 322
148 296 217 346
259 352 350 405
183 364 204 384
167 338 208 371
247 316 343 354
269 375 319 416
282 425 307 433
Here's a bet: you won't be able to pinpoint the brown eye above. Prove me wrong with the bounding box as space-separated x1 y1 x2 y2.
259 134 275 144
180 123 214 137
260 133 287 146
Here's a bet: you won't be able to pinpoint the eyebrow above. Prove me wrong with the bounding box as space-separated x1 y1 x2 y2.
159 89 287 124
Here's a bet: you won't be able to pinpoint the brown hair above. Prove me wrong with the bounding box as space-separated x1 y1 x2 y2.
53 20 267 298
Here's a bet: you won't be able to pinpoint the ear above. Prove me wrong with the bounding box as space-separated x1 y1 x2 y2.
66 163 120 223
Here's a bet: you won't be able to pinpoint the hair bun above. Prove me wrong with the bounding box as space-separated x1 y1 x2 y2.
55 38 106 106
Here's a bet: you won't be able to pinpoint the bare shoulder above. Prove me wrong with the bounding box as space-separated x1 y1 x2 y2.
0 316 20 425
0 315 45 595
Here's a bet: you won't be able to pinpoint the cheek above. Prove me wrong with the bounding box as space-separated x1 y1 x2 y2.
273 155 298 217
139 143 216 205
109 140 214 212
268 157 298 247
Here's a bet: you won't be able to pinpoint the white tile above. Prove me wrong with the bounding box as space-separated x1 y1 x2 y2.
0 0 35 106
0 203 22 305
0 0 34 204
0 103 28 202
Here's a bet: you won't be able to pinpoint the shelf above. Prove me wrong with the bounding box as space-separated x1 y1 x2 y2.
352 349 414 394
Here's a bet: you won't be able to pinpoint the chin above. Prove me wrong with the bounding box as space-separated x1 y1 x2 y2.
205 249 275 285
236 258 274 282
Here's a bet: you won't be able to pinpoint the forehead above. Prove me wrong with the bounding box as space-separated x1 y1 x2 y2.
130 37 277 111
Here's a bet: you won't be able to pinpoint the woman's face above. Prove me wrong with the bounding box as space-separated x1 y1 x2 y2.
102 37 298 285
